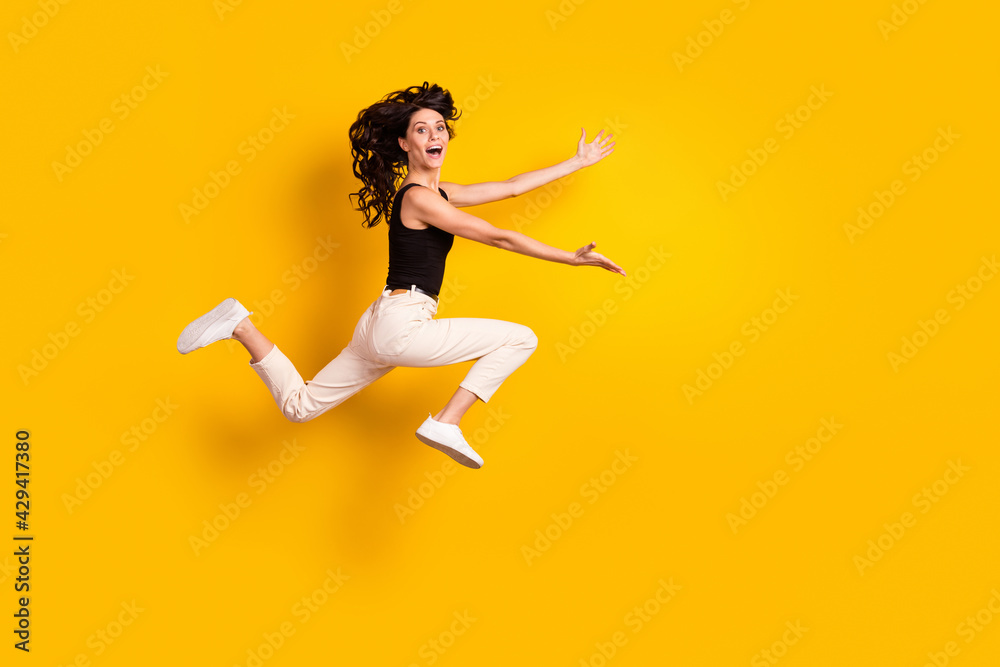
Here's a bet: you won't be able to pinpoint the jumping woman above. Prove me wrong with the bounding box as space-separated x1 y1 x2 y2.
176 81 624 469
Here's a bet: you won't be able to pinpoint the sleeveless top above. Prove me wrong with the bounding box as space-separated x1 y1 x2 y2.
385 182 454 296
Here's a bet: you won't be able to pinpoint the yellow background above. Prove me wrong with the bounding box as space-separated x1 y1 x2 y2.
3 0 999 664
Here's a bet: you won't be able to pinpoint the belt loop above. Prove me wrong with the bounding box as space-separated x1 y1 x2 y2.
409 284 416 298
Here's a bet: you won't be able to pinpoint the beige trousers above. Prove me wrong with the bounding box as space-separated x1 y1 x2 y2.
248 287 538 422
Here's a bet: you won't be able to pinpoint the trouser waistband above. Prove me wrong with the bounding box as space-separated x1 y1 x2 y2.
384 284 439 302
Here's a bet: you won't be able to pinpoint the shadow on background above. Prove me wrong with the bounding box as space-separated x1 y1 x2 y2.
185 149 447 564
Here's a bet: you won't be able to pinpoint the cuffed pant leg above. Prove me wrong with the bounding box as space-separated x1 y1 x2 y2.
458 322 538 402
249 343 393 423
388 316 538 403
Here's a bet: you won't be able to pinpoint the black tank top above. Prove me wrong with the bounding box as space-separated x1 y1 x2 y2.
385 183 454 296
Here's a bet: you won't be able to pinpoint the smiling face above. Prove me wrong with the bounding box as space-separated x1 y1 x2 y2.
399 107 449 170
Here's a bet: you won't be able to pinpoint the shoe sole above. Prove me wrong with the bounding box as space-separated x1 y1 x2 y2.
177 298 243 354
415 432 482 469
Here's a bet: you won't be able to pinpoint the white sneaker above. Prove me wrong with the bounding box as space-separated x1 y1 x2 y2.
176 298 252 354
415 415 484 469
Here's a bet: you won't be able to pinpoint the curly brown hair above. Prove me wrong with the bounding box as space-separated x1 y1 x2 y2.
347 81 462 229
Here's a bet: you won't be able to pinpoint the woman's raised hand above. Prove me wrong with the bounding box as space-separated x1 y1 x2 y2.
571 242 626 276
574 128 615 167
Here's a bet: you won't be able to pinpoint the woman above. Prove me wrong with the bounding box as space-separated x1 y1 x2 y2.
176 81 624 469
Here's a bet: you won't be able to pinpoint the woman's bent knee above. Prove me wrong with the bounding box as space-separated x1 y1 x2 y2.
279 398 322 423
520 326 538 353
282 407 314 423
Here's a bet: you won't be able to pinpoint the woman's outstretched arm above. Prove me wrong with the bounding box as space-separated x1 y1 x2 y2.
508 128 615 196
495 232 626 276
442 128 615 206
408 187 625 276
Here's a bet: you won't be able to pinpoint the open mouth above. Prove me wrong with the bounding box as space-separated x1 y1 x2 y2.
426 146 443 158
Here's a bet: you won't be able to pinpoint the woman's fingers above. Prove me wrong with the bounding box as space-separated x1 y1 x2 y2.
596 253 625 276
574 128 617 166
607 259 626 276
572 241 625 275
575 250 626 276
